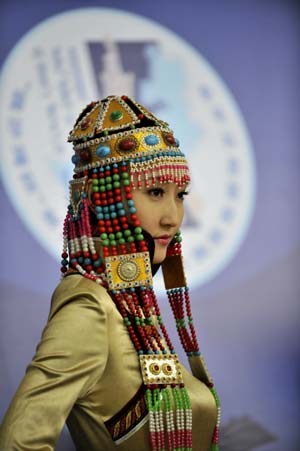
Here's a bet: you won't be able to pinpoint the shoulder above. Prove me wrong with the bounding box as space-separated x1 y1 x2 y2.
49 274 115 320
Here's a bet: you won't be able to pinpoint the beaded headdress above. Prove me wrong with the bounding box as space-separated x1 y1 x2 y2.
61 95 220 450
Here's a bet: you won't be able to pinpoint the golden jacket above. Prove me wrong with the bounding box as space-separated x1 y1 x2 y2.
0 275 216 450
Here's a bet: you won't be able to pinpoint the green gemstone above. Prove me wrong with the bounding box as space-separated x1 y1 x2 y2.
110 110 123 121
134 227 142 234
122 172 129 179
73 190 81 202
136 234 144 241
113 181 120 188
103 130 109 136
102 239 109 246
123 179 130 186
116 232 123 239
93 186 99 192
118 238 126 244
127 236 134 243
106 184 112 190
99 179 105 185
100 233 108 239
110 240 117 246
108 233 115 240
99 186 106 192
92 179 98 185
106 176 112 183
113 174 120 181
124 230 132 237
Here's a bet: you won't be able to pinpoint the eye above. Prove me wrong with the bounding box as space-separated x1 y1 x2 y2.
177 191 189 201
147 188 165 198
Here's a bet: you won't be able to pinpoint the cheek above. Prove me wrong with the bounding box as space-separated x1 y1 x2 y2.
131 192 153 230
178 204 184 226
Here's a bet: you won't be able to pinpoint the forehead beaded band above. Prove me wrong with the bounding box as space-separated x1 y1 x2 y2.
61 95 220 450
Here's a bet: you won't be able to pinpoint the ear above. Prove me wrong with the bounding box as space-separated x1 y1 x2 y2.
87 179 96 213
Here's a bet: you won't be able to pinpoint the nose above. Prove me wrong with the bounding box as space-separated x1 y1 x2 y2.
160 197 180 229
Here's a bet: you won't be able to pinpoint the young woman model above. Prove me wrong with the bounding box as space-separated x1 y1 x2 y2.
0 95 220 451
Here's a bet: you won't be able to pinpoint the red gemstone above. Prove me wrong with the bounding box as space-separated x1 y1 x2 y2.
121 95 128 100
80 150 90 161
138 113 144 120
118 138 136 151
164 133 176 145
80 117 91 130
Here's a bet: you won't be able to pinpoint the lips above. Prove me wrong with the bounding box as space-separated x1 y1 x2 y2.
154 235 171 246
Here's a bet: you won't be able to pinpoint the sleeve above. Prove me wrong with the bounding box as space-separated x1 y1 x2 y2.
0 293 108 451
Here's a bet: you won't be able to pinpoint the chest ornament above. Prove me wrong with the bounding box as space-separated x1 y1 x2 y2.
139 354 183 385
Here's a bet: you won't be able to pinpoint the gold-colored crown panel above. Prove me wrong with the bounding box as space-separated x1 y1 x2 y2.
71 128 184 173
130 98 169 128
98 97 139 132
69 103 101 142
68 95 171 144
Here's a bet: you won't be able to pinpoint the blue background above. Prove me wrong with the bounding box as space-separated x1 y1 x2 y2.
1 1 300 450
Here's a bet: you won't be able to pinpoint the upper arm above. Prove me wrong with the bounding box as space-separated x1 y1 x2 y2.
0 294 108 450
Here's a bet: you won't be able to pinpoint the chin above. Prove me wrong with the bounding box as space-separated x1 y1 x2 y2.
153 253 167 265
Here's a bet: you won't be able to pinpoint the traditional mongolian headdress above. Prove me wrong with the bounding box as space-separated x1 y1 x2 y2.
61 95 220 450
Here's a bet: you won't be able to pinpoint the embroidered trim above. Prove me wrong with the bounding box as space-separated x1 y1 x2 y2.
105 384 148 443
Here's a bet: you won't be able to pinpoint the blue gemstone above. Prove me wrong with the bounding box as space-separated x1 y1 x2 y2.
127 200 134 207
145 134 159 146
96 145 110 157
129 207 136 214
93 258 102 268
71 154 80 164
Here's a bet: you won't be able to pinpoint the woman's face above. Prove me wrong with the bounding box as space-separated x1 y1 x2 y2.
131 183 188 264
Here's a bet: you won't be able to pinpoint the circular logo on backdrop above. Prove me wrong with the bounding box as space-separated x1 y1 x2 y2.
0 7 255 292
